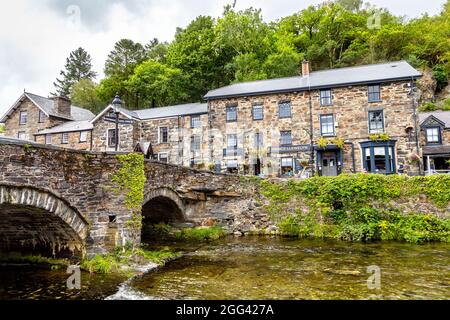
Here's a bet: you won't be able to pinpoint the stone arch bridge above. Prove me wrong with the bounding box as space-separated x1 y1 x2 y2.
0 138 266 257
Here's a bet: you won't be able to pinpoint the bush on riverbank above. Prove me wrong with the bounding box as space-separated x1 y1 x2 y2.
0 252 69 268
81 247 180 274
260 174 450 243
175 226 227 241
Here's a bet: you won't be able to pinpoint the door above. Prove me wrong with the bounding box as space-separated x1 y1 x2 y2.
254 158 262 176
322 154 338 176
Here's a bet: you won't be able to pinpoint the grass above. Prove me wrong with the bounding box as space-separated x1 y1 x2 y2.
175 226 227 241
0 252 70 268
81 246 181 274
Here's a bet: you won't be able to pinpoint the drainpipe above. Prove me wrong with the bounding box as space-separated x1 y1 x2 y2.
309 93 315 175
411 80 422 175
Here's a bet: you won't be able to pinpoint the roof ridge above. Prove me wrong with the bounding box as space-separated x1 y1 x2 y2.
132 102 206 113
24 92 52 100
310 60 407 75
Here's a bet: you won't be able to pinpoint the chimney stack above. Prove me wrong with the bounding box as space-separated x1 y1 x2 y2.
302 60 310 77
51 96 71 118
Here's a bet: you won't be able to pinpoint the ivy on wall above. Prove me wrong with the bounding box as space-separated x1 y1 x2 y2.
258 174 450 243
112 154 146 246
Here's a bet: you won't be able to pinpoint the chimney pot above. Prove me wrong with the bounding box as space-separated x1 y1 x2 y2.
302 60 310 77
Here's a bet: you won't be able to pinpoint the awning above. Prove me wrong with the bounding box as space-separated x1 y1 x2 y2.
423 145 450 156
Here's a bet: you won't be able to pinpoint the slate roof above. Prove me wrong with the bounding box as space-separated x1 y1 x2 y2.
204 61 422 100
35 121 93 135
419 111 450 129
133 103 208 120
0 92 95 122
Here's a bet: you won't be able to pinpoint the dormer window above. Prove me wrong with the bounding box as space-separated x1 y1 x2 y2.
426 127 441 145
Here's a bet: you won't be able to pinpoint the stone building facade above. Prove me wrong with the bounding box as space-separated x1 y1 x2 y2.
0 92 95 149
205 60 423 176
419 111 450 174
1 61 425 176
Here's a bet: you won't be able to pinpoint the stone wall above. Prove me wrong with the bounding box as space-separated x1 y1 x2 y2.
35 130 92 150
139 113 210 166
91 115 137 153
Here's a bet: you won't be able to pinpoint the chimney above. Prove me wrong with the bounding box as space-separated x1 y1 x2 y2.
302 60 310 77
51 96 71 118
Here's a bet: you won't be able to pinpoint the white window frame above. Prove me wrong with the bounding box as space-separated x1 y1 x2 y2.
61 132 69 144
79 131 88 143
191 115 201 128
158 152 169 163
18 131 27 140
320 114 335 137
158 126 169 144
45 134 52 145
38 111 46 123
19 111 28 125
107 128 119 149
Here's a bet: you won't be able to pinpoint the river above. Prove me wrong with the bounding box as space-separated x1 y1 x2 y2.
1 237 449 300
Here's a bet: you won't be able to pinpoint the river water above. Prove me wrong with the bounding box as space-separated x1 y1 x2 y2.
1 238 449 300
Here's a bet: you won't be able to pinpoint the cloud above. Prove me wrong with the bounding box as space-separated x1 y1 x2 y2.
0 0 446 116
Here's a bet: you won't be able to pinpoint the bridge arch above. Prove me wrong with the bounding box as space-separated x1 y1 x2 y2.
142 188 186 224
0 185 89 257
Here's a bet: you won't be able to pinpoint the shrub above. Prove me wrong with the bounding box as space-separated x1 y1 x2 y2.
176 226 227 241
419 102 438 112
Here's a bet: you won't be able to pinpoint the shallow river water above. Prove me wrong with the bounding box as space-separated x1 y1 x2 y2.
1 237 449 300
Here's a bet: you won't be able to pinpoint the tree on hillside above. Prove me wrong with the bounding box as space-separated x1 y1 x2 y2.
0 124 5 135
71 79 104 114
103 39 147 109
53 47 97 97
167 16 227 101
126 60 189 108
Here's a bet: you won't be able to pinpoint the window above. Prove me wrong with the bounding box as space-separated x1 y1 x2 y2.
281 157 294 176
45 134 52 145
191 116 201 128
38 111 46 123
61 132 69 144
361 141 396 174
426 127 441 144
108 129 117 148
255 132 264 149
320 89 332 106
226 160 238 174
159 127 168 143
252 104 264 120
226 105 237 122
19 111 27 125
18 131 27 140
227 134 238 149
280 131 292 146
191 135 201 151
368 85 381 102
279 101 292 119
79 131 88 143
158 153 169 163
368 110 384 134
320 114 335 136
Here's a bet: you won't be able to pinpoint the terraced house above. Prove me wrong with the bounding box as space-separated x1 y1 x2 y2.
205 60 422 176
1 60 424 176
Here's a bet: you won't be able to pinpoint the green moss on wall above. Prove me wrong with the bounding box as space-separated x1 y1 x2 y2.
258 174 450 243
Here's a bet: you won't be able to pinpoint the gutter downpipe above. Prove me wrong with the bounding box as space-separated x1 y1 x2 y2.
307 75 315 176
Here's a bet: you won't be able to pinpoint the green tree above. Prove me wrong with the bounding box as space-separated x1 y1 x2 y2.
0 123 5 135
53 47 97 97
71 79 104 114
145 38 169 63
103 39 147 109
167 16 226 101
126 60 189 109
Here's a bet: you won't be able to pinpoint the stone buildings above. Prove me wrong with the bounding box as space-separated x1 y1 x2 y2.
420 111 450 174
1 60 426 176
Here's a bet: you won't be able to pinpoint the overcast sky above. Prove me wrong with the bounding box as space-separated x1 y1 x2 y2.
0 0 446 115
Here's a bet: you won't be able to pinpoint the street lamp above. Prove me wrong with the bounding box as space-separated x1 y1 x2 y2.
112 94 122 152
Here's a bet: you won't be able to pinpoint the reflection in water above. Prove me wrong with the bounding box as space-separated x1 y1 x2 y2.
131 238 450 300
0 264 125 300
0 238 449 300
